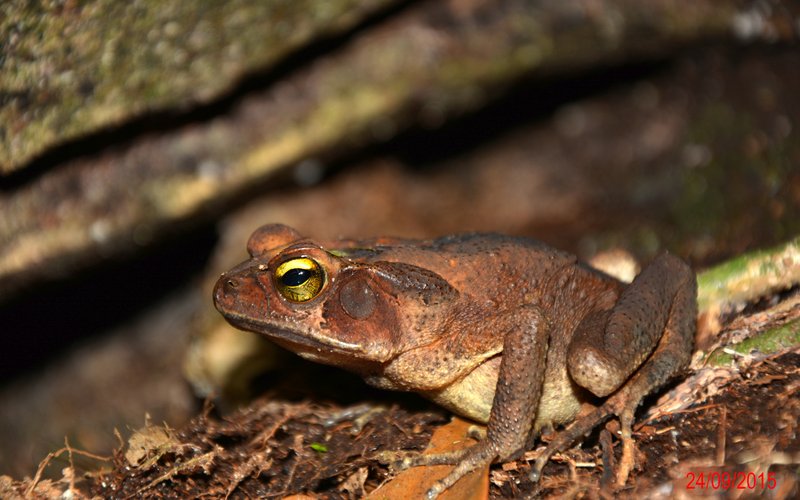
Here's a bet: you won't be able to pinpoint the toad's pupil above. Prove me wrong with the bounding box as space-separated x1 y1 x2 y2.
282 268 311 286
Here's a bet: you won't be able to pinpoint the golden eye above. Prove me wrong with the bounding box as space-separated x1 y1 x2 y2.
273 257 325 302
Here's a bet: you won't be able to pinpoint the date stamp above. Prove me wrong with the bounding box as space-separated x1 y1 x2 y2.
680 467 777 493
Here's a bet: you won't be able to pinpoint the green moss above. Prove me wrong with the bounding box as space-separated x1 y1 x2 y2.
696 235 800 312
698 235 800 366
706 318 800 366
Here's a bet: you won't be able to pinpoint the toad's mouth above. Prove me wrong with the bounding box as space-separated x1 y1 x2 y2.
222 311 369 357
223 312 391 373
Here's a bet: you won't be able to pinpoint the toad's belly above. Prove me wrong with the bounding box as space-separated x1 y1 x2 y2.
535 366 583 429
423 355 582 428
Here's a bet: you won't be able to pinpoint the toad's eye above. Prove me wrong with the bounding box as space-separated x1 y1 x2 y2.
274 257 325 302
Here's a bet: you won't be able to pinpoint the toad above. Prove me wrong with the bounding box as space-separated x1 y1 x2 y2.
213 224 696 497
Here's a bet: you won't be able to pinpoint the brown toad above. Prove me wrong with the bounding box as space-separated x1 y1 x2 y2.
213 224 696 497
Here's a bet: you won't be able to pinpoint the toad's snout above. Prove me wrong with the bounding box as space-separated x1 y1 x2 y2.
212 273 238 314
212 258 269 315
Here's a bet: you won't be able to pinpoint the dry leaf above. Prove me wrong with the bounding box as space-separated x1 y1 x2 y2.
369 417 488 500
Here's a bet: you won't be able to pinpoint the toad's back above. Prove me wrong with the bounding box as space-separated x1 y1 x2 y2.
337 232 619 310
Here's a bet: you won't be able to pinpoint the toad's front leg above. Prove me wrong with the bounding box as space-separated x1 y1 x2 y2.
383 305 550 499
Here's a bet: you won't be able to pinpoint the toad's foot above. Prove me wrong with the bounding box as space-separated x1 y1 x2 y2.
530 389 639 488
530 403 614 482
375 448 468 471
376 448 479 499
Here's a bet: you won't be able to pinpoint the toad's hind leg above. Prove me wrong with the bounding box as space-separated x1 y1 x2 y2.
533 252 696 486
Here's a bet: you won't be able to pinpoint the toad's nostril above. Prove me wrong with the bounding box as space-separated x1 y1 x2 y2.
226 279 239 288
